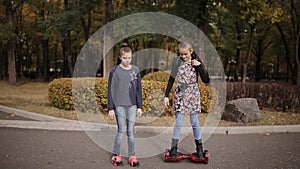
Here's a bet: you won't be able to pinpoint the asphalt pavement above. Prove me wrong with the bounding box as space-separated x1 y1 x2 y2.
0 105 300 169
1 128 300 169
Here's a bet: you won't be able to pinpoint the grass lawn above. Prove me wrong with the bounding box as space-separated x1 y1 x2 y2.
0 80 300 126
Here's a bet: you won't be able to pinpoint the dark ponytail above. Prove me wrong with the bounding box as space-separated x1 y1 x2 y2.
116 43 131 65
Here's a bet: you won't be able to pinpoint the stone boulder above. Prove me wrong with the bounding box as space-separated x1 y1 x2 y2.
222 98 260 123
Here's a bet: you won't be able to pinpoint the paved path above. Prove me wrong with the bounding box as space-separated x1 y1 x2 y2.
1 127 300 169
0 105 300 169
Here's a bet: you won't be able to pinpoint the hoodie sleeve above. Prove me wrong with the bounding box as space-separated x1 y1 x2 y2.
165 58 181 98
107 66 116 110
195 63 210 84
136 70 143 109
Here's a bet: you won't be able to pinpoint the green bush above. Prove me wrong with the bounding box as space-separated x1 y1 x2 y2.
48 78 74 110
48 78 108 113
142 71 170 82
49 77 300 115
48 76 213 116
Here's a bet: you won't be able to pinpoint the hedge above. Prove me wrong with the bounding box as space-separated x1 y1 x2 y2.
144 72 300 113
226 82 300 113
48 75 212 116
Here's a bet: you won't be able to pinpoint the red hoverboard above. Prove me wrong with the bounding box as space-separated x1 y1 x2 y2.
164 149 209 164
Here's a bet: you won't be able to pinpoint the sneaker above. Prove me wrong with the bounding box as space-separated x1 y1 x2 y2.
111 155 123 166
128 155 139 167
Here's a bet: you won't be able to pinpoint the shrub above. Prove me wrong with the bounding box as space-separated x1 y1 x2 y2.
48 76 213 116
48 78 108 113
142 71 170 82
226 82 300 113
48 78 74 110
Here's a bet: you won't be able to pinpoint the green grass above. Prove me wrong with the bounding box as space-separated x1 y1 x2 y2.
0 80 300 126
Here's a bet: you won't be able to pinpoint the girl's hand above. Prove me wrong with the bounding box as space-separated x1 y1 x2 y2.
137 108 142 118
108 110 115 120
164 97 169 108
191 59 201 66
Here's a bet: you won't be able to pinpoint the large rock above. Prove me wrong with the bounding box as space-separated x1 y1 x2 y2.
222 98 260 123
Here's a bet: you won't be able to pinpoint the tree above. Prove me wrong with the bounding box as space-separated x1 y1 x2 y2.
1 0 298 85
208 0 248 82
3 0 16 85
102 0 114 78
252 25 272 81
239 0 274 82
272 0 300 84
39 1 50 81
78 0 101 41
290 0 300 85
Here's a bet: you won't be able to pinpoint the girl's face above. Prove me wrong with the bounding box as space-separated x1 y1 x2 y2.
120 52 132 68
179 47 193 62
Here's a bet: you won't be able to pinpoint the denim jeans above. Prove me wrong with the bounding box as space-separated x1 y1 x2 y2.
172 112 201 140
113 106 136 156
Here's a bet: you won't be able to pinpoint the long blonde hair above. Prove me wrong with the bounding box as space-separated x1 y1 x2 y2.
178 40 193 50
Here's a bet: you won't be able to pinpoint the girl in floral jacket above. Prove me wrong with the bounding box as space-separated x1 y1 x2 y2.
164 40 210 159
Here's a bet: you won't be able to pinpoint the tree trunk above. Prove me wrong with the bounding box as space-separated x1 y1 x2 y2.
234 47 240 82
80 1 92 41
4 0 17 85
7 42 16 85
197 0 208 31
15 6 23 80
241 24 255 82
254 54 262 82
254 26 272 82
132 39 139 65
234 21 242 82
103 0 114 78
276 23 292 81
295 31 300 85
233 32 242 82
0 42 4 80
66 32 73 76
42 39 50 81
39 2 50 81
81 15 91 41
64 0 73 77
196 0 209 71
254 40 267 82
291 0 299 85
62 46 68 77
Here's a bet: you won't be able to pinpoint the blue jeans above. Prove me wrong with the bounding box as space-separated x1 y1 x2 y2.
113 106 136 156
172 112 201 140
